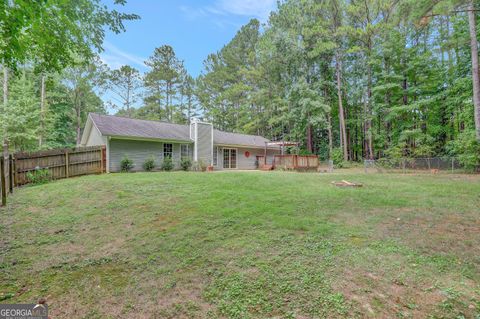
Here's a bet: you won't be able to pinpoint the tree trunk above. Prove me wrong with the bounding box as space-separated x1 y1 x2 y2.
468 0 480 141
328 113 333 160
336 53 348 161
306 123 313 153
76 107 82 145
3 67 9 177
367 62 374 160
39 74 46 148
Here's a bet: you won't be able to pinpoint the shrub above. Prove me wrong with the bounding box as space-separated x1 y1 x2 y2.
180 157 192 171
26 168 51 185
331 147 348 168
142 156 156 171
120 156 134 172
161 157 174 171
446 130 480 170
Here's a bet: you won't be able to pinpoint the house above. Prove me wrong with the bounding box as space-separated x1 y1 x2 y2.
79 113 281 172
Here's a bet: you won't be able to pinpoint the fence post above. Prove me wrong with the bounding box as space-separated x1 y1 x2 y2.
1 157 6 206
12 156 17 187
65 150 69 178
100 147 104 173
8 154 13 193
451 158 454 173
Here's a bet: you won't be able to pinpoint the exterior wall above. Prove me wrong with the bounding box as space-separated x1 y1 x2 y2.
196 122 213 165
85 125 106 146
214 146 280 170
109 138 192 172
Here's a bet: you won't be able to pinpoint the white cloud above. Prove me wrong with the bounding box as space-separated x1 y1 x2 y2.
180 0 276 24
217 0 276 21
100 41 147 70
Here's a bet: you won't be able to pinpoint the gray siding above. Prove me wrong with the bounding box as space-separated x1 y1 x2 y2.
109 139 192 172
215 146 280 170
196 123 212 165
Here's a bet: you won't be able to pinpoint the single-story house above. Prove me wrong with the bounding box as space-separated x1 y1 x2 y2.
79 113 281 172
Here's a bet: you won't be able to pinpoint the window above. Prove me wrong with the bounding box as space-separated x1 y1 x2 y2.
163 143 173 159
213 147 218 166
223 148 237 169
181 144 189 159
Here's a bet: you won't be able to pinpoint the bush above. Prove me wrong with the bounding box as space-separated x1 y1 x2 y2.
120 156 134 172
26 168 51 185
161 157 174 171
331 147 348 168
180 157 192 171
142 156 156 171
446 130 480 170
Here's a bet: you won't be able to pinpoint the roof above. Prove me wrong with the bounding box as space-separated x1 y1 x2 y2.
86 113 272 148
213 129 269 148
89 113 191 141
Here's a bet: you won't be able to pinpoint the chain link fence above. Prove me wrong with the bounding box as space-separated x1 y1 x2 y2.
364 157 472 174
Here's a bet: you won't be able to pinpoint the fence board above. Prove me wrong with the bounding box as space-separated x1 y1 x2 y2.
273 155 319 170
14 146 106 185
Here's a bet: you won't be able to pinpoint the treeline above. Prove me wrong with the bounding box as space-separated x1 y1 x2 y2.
1 0 480 168
195 0 480 166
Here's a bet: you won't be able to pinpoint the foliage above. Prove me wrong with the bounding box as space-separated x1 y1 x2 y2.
195 0 480 162
26 168 51 185
143 45 188 122
142 156 156 172
107 65 142 117
161 157 174 171
331 148 346 168
0 0 139 72
120 155 134 172
180 157 192 171
446 130 480 170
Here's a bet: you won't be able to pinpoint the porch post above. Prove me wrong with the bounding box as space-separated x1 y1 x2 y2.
264 142 267 165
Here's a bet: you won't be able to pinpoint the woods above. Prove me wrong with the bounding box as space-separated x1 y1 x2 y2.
195 0 480 168
1 0 480 168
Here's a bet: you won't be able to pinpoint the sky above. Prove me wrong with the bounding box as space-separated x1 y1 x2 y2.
100 0 277 78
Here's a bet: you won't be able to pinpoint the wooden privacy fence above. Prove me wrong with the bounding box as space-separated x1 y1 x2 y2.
14 145 106 186
2 145 106 206
273 155 319 170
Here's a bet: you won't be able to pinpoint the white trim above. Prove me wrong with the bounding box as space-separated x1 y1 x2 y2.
214 143 280 150
210 124 218 166
194 122 198 161
222 147 238 169
180 144 190 159
106 136 111 173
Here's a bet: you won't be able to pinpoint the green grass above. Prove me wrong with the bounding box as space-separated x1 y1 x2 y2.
0 171 479 318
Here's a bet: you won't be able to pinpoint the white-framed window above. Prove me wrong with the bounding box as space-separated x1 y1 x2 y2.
181 144 189 159
213 147 218 166
223 148 237 169
163 143 173 159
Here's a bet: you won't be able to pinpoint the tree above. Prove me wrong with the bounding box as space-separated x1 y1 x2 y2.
0 69 39 151
107 65 142 117
144 46 184 122
467 0 480 141
0 0 139 72
63 59 107 144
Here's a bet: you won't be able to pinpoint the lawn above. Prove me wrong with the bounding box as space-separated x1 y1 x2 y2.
0 171 479 318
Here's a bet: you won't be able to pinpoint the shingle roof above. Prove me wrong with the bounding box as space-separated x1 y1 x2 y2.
90 113 191 141
213 129 269 148
89 113 271 147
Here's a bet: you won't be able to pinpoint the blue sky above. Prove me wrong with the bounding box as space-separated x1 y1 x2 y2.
100 0 277 77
